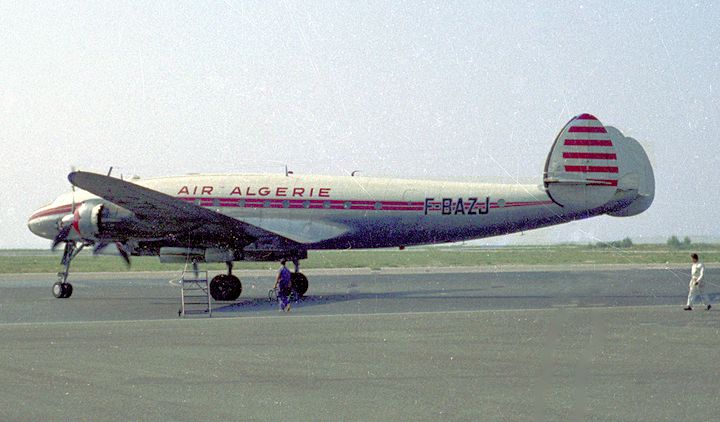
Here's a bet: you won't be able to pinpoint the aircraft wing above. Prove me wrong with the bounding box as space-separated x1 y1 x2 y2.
68 171 288 247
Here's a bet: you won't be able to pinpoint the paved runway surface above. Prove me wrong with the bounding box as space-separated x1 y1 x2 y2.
1 266 719 420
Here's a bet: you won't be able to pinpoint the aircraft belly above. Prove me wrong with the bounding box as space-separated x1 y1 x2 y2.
240 202 568 249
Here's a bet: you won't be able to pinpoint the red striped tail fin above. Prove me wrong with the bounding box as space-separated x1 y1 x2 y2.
543 114 654 215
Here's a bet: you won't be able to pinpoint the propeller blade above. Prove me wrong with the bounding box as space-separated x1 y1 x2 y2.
116 242 131 267
51 225 72 251
93 241 109 255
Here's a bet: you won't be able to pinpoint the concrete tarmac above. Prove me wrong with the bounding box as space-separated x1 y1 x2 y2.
1 266 719 420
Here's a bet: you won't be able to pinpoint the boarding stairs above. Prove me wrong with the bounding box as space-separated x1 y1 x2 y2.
179 270 212 317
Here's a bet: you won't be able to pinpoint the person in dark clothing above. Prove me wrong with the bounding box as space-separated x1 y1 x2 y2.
274 259 293 312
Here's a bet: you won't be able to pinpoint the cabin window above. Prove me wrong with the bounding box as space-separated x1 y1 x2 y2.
323 201 331 209
344 201 351 209
282 200 289 208
374 202 382 210
303 200 310 209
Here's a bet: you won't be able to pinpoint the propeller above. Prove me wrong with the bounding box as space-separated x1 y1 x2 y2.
51 225 72 251
116 242 131 266
54 166 132 268
93 241 131 267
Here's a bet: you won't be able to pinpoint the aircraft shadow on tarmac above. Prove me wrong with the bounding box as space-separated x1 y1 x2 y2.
209 287 690 314
211 287 511 313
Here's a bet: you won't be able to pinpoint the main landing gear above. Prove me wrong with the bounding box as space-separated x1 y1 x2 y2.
290 258 309 298
205 258 308 302
54 241 84 298
209 261 243 301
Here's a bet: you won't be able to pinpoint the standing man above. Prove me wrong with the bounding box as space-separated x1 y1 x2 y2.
684 253 711 311
274 259 292 312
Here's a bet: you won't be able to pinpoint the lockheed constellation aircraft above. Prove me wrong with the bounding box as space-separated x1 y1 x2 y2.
28 114 654 300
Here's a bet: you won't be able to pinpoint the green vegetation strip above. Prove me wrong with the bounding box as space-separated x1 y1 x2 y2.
1 245 718 274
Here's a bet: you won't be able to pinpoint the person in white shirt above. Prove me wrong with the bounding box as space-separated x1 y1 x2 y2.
684 253 711 311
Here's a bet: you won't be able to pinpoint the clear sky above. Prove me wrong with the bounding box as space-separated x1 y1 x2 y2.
1 1 718 248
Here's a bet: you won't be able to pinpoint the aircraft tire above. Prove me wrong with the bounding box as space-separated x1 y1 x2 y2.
227 275 242 300
53 282 72 299
210 275 242 301
291 273 309 297
52 282 63 298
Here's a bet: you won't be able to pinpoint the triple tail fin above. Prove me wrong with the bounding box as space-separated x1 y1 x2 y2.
543 113 654 217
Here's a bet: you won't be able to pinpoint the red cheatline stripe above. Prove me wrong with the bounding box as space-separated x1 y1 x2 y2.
174 197 555 212
177 196 426 211
186 197 424 206
29 204 74 220
383 206 423 211
576 113 598 120
565 165 619 173
587 179 619 187
562 152 617 160
568 126 607 133
563 139 613 147
504 201 554 206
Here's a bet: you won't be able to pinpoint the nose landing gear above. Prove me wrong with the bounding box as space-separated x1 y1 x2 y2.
53 280 73 298
53 241 84 299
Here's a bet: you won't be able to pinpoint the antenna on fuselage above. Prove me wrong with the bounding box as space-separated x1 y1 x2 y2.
107 166 113 176
351 170 360 177
285 165 293 177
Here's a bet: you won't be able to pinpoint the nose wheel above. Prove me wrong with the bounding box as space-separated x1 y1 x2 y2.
53 281 73 298
52 241 83 299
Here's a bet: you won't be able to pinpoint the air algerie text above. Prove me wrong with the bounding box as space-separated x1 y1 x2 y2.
177 186 332 198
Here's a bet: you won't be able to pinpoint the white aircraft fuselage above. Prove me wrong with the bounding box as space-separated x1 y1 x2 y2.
30 174 560 250
26 114 655 300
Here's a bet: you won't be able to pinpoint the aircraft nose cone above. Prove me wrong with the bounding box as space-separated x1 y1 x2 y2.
27 208 57 239
27 213 43 237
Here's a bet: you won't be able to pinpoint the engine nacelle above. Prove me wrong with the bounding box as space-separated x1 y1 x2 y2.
70 201 138 241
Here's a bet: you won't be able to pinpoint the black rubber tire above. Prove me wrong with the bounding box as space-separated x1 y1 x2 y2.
226 275 242 300
53 282 72 298
52 282 64 298
210 275 242 301
291 273 309 297
209 275 228 301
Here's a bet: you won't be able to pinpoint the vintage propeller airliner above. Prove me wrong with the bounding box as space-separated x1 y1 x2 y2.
28 114 654 300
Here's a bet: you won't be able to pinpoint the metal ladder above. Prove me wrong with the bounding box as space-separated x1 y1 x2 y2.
180 270 212 317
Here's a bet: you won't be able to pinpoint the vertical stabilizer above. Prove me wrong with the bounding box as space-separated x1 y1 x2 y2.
544 114 654 216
